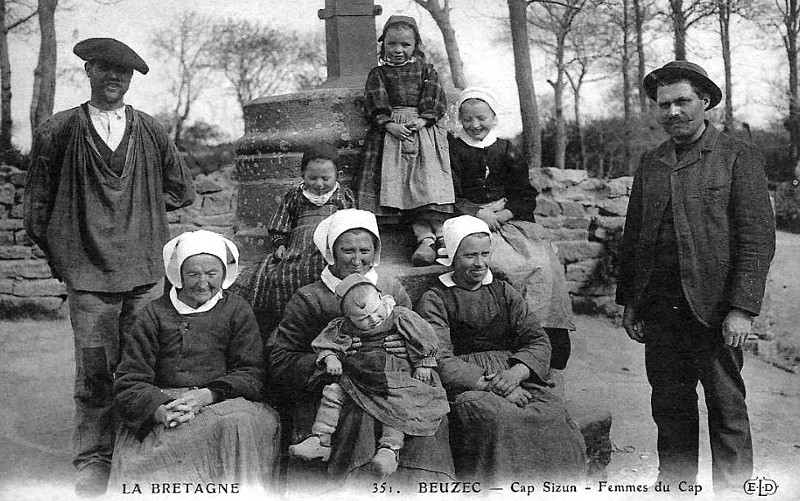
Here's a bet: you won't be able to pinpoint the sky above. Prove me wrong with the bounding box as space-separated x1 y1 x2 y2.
5 0 786 151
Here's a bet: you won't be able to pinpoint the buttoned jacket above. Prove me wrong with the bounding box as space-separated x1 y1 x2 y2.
615 123 775 327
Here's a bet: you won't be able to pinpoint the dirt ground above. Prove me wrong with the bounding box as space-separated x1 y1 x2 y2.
1 231 799 501
758 230 800 368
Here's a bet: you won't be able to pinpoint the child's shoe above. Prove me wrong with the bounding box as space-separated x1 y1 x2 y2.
412 240 436 267
288 435 331 462
370 447 399 478
435 237 447 258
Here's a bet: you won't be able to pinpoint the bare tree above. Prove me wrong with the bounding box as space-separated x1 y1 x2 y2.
773 0 800 164
564 18 608 170
0 0 37 154
29 0 56 138
152 11 214 145
508 0 542 171
528 0 588 169
662 0 715 60
633 0 649 111
206 19 325 111
413 0 467 89
716 0 734 130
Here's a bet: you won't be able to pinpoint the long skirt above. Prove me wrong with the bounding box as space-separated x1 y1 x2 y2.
449 351 586 484
491 220 575 330
359 107 454 215
108 398 281 494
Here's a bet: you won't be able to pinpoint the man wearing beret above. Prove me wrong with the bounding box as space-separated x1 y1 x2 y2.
24 38 195 496
616 61 775 495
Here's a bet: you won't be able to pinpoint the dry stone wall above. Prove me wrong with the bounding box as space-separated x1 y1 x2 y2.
2 163 629 320
534 168 632 320
0 164 237 319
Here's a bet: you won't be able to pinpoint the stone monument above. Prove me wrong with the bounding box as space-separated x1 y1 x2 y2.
234 0 382 263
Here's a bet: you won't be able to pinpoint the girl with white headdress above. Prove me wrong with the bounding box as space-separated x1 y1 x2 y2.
110 230 280 492
449 87 576 371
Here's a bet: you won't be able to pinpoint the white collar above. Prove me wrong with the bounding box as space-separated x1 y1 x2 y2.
457 128 498 149
438 269 494 288
320 266 379 294
169 286 223 314
379 56 417 67
302 182 339 207
87 102 126 118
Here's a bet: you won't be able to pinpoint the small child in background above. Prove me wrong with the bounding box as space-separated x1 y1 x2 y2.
237 144 355 334
288 274 449 478
358 15 454 267
447 87 576 371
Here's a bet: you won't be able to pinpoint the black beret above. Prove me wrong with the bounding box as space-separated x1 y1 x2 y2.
73 38 149 75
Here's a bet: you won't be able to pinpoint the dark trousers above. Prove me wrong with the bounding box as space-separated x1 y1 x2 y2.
641 298 753 491
67 280 163 470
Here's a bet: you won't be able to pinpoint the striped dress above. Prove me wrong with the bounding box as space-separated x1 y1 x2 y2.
239 184 355 323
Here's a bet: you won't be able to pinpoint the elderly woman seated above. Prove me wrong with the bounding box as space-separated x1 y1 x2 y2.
268 209 455 487
415 215 586 484
109 230 280 493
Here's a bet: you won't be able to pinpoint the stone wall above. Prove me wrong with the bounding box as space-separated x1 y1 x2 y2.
2 163 629 320
534 168 631 319
0 163 238 319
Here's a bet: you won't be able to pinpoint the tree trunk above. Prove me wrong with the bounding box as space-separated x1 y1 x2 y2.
571 76 587 171
553 33 567 170
633 0 648 112
623 0 633 175
786 0 800 165
0 0 12 154
717 0 734 131
670 0 687 60
508 0 541 171
30 0 57 138
428 1 467 89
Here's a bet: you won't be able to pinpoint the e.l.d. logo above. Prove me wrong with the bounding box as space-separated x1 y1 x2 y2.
743 477 778 497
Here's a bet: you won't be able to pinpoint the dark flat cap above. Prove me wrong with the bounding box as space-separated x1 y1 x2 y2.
73 38 149 74
643 60 721 110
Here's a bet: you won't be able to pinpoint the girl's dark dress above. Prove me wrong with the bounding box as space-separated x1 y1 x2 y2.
449 134 575 332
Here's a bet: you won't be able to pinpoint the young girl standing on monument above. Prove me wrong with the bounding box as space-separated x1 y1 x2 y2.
358 15 454 266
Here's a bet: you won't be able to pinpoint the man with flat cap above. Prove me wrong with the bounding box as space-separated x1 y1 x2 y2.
616 61 775 494
24 38 195 496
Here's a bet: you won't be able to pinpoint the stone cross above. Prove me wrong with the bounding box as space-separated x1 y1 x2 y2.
318 0 383 88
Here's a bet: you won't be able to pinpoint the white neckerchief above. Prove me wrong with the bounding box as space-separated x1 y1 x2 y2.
457 128 498 149
438 269 494 288
302 182 339 207
321 266 380 294
379 56 417 67
88 103 127 151
170 286 223 315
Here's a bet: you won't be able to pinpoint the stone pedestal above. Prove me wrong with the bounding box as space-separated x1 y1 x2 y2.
234 88 368 262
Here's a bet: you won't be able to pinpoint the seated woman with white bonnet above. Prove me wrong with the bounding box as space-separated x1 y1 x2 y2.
110 229 280 493
416 216 586 484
